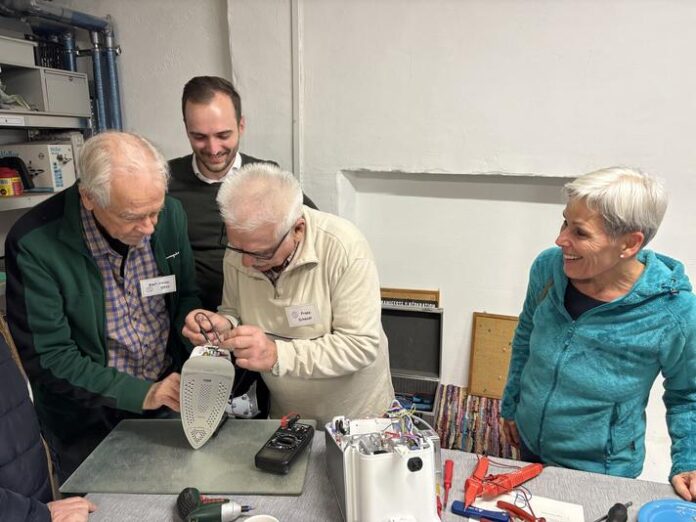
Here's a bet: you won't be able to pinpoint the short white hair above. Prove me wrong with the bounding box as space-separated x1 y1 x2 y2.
563 167 667 247
78 131 170 208
216 163 303 238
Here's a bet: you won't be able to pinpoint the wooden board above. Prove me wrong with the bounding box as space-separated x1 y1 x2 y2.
381 287 440 307
468 312 518 399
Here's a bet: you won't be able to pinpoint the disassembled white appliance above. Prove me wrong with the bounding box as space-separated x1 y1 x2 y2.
325 403 441 522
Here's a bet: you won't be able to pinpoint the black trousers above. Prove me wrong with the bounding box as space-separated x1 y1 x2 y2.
519 436 544 464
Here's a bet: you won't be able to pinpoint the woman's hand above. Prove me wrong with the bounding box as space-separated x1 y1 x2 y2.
671 470 696 501
502 418 520 447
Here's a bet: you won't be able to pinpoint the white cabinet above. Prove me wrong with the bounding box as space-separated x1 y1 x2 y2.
2 65 90 117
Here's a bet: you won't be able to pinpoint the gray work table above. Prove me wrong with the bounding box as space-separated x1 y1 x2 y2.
85 436 678 521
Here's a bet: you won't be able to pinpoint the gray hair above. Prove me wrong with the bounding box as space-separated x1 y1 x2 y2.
563 167 667 247
78 131 170 208
216 163 303 239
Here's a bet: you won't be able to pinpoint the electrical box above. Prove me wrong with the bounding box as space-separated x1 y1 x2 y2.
0 35 37 66
2 66 90 116
325 415 441 522
382 305 443 423
0 142 76 191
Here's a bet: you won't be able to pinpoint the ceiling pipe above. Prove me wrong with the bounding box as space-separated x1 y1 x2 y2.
0 0 108 31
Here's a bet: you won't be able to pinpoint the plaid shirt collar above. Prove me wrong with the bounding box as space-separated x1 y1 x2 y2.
80 201 150 257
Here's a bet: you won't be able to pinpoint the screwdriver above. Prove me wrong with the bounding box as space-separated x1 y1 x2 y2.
443 459 454 509
591 501 632 522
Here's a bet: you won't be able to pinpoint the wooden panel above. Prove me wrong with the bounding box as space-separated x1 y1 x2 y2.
468 312 518 399
381 287 440 307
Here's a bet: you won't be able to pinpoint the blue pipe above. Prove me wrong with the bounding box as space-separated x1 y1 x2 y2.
90 31 106 132
62 31 76 72
2 0 108 31
104 30 122 130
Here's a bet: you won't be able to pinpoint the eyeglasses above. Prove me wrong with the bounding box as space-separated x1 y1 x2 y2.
222 225 293 261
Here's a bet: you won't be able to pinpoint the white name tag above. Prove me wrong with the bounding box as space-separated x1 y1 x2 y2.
140 275 176 297
285 304 319 327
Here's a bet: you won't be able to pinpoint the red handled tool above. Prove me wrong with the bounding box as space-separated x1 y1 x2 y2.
464 455 544 508
443 459 454 509
497 500 546 522
464 456 490 507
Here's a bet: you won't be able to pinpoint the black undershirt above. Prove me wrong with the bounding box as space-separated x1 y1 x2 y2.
94 216 130 277
564 282 607 320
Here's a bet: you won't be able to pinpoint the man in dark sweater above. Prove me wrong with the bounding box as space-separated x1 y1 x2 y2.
168 78 316 420
169 76 317 313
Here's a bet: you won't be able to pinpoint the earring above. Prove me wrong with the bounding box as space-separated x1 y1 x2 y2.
619 254 625 259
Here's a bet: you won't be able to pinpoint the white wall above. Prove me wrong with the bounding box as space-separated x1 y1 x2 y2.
228 0 695 483
61 0 232 160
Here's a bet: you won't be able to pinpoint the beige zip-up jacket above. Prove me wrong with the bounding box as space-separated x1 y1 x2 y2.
220 206 394 427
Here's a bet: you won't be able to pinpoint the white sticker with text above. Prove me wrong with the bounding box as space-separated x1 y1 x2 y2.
285 304 319 327
140 275 176 297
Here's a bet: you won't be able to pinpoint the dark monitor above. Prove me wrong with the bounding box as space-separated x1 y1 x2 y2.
381 306 442 380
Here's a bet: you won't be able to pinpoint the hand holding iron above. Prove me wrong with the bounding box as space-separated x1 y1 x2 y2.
142 372 181 411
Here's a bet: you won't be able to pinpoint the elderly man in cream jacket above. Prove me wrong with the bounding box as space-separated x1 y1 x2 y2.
182 163 394 426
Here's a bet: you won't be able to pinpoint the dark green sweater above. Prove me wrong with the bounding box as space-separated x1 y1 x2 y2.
5 185 199 442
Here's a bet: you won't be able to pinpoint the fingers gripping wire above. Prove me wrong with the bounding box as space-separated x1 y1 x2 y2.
194 312 223 348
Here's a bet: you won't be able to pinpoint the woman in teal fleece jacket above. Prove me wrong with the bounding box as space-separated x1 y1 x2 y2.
501 167 696 501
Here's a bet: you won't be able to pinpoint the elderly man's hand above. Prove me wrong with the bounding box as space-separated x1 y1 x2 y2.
142 372 181 411
224 325 278 372
48 496 97 522
182 309 233 346
672 470 696 501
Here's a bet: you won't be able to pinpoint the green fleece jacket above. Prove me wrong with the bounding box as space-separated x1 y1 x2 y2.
5 184 199 441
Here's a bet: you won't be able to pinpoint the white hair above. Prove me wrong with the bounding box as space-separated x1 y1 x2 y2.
216 163 303 238
563 167 668 247
78 131 170 208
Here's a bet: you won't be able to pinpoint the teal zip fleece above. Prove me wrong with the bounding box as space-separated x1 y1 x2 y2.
501 247 696 480
6 185 199 441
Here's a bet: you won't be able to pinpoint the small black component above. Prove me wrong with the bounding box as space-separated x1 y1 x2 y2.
254 421 314 474
407 457 423 472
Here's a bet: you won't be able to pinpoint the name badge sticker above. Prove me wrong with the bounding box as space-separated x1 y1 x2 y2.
285 304 319 327
140 275 177 297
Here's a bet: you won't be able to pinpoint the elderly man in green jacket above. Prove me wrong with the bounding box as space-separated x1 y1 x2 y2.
5 132 199 481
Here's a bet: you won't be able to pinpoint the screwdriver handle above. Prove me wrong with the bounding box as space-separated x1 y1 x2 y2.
606 501 631 522
444 459 454 487
591 501 632 522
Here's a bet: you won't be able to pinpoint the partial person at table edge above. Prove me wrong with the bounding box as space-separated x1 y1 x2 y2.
501 166 696 501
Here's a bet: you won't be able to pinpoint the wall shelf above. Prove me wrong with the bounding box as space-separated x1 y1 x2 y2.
0 192 52 211
0 109 90 130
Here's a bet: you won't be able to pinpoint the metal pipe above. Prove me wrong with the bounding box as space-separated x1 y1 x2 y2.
90 30 106 132
0 0 108 31
62 30 76 72
103 29 122 130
